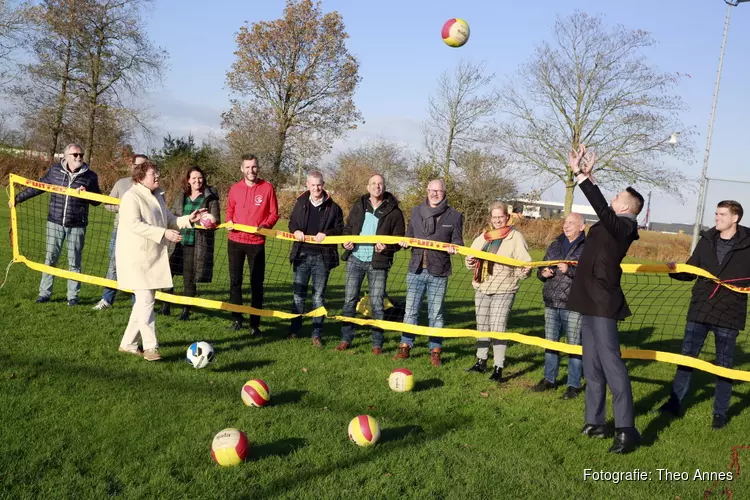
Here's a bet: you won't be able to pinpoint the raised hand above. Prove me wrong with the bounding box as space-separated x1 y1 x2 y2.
580 150 597 176
569 144 586 174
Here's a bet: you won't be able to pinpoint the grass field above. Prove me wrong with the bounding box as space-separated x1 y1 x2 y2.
2 189 750 499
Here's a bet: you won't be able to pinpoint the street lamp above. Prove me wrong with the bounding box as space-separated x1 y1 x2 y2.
691 0 749 251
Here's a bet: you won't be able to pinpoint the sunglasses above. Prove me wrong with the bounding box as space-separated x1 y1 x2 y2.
70 153 84 158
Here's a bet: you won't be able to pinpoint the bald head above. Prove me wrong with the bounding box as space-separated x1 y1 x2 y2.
563 212 585 242
367 174 384 201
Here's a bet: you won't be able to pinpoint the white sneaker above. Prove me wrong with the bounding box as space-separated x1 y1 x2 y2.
92 299 112 311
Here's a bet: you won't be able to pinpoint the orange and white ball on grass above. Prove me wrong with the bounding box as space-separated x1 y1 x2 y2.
348 415 381 447
211 428 249 466
442 18 470 47
388 368 414 392
241 378 271 407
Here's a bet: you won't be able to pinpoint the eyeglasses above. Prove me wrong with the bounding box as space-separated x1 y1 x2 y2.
145 171 160 178
428 189 445 195
70 153 83 158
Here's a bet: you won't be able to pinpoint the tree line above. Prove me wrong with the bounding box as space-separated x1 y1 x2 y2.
1 0 693 229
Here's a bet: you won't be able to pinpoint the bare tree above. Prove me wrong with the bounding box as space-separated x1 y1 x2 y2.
70 0 167 164
326 139 411 212
225 0 362 184
0 0 26 84
424 59 498 177
494 11 693 215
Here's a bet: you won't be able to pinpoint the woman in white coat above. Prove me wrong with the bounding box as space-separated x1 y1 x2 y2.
116 161 205 361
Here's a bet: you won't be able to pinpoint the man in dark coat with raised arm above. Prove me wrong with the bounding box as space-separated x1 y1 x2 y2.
566 145 644 454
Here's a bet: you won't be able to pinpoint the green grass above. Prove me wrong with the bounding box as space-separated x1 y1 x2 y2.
2 190 750 499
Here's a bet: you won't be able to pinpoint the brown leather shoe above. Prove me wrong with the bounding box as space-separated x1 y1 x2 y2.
393 343 411 360
312 337 322 348
372 347 382 355
430 347 442 367
334 341 351 351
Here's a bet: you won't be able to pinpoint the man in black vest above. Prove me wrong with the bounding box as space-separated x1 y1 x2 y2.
659 200 750 429
566 145 644 454
288 171 344 346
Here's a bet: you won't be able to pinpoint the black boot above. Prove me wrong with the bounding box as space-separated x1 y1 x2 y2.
466 358 488 373
160 302 171 316
178 307 190 321
608 427 641 454
489 366 503 382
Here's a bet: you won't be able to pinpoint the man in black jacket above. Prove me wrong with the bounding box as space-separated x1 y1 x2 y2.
288 171 344 346
394 179 464 367
13 143 101 306
533 212 586 399
335 174 405 354
659 200 750 430
567 145 644 454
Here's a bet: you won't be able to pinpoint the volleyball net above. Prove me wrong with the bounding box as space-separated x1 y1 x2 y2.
8 173 750 381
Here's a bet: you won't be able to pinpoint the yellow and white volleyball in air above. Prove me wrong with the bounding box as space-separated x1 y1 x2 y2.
388 368 415 393
241 378 271 407
442 18 470 48
211 428 249 466
348 415 381 447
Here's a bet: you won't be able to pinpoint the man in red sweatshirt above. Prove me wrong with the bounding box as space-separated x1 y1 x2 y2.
226 154 279 335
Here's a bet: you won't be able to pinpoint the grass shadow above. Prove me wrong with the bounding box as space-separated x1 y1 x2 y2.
380 425 425 443
413 378 444 392
272 390 309 406
212 360 275 373
251 438 308 461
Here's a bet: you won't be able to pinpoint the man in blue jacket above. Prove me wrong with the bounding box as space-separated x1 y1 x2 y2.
394 179 464 366
533 213 586 399
13 144 101 305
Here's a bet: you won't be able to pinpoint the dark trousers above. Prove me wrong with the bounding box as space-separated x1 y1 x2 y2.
581 315 635 428
181 244 197 298
228 240 265 328
669 321 738 417
290 252 330 337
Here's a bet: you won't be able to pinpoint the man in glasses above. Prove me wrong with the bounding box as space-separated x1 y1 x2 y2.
93 154 149 310
13 143 102 306
394 179 464 366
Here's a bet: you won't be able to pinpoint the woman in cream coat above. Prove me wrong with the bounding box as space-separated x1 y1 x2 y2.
465 202 532 382
116 161 205 361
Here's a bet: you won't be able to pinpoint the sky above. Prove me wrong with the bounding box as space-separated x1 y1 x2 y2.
139 0 750 226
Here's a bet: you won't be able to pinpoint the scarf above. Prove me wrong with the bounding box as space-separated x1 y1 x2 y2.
418 197 449 236
474 225 511 283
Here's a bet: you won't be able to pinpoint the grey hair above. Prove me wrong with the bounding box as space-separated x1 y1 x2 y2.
307 170 325 183
63 143 83 156
567 212 585 225
427 178 446 191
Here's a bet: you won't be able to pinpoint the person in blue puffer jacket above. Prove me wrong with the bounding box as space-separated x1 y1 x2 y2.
13 143 102 305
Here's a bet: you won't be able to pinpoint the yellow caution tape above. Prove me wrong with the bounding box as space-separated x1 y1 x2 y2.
9 173 750 381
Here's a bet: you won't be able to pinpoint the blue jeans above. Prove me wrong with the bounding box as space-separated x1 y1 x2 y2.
543 307 583 388
290 253 330 337
400 271 448 350
669 321 738 417
340 256 387 347
39 221 86 300
101 228 118 304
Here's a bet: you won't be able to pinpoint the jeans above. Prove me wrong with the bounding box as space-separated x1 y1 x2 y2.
39 221 86 301
290 253 330 337
101 228 117 304
400 271 448 350
228 240 265 329
340 256 387 347
543 307 583 388
669 321 739 417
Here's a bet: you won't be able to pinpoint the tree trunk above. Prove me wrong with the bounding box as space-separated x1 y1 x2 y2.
50 38 73 159
443 123 455 177
563 175 576 216
271 125 287 182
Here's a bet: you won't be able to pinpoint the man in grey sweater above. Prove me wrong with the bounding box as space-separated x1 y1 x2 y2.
93 154 148 310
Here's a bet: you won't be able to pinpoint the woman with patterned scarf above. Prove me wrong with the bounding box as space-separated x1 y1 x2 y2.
465 202 532 382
